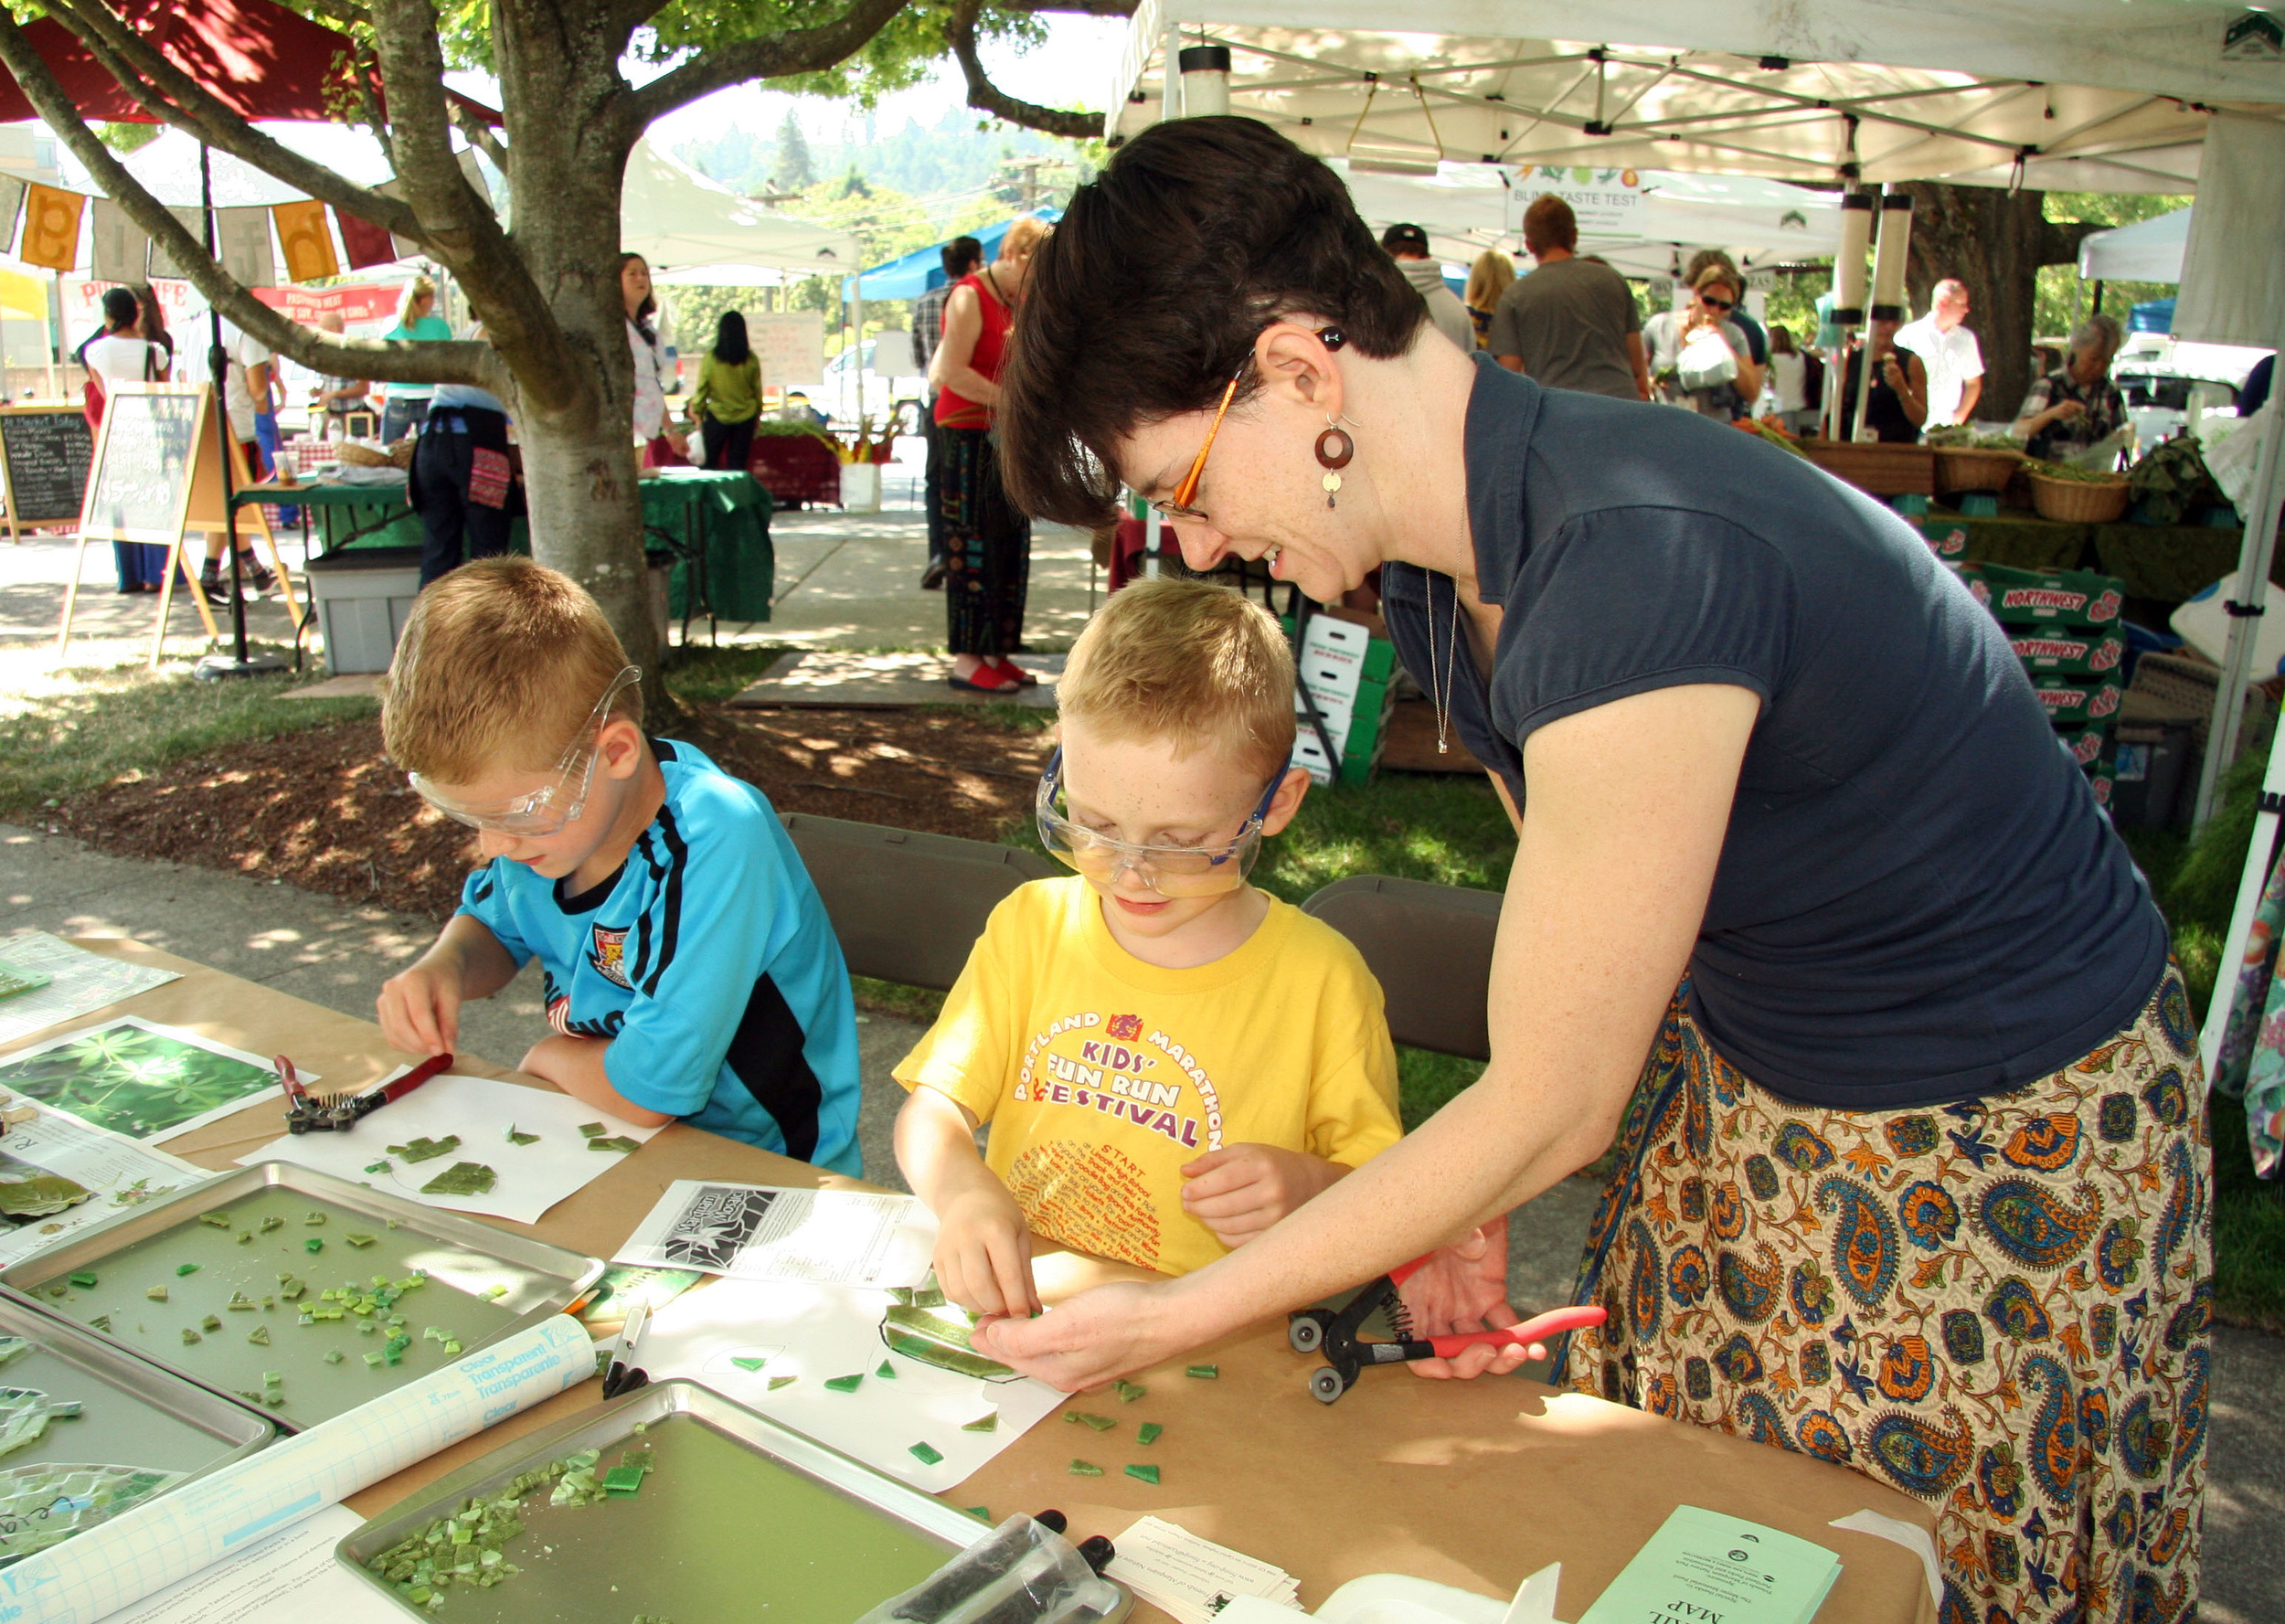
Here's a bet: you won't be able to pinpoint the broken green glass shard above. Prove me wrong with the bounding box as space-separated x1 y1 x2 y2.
1067 1413 1115 1432
324 1350 344 1364
0 1463 181 1564
364 1161 390 1175
1068 1459 1104 1477
197 1212 231 1228
876 1360 896 1379
304 1237 324 1254
823 1374 864 1393
587 1136 640 1153
0 1388 66 1459
226 1292 255 1311
1185 1364 1218 1379
1113 1380 1146 1403
1137 1422 1163 1446
0 1343 29 1372
175 1263 198 1277
909 1441 943 1467
303 1212 326 1225
391 1137 461 1164
880 1303 1018 1381
768 1375 797 1391
66 1271 97 1289
577 1122 606 1138
1124 1463 1160 1486
963 1506 991 1521
420 1162 497 1197
181 1328 201 1345
200 1315 220 1332
961 1411 999 1434
505 1127 541 1146
236 1231 253 1245
345 1233 377 1247
145 1286 166 1302
248 1325 270 1346
728 1356 768 1373
260 1215 284 1232
601 1464 647 1496
87 1316 111 1334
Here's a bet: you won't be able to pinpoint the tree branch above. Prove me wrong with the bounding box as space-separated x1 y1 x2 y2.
946 0 1101 140
43 0 425 241
0 14 499 390
626 0 909 126
452 100 507 172
352 40 399 179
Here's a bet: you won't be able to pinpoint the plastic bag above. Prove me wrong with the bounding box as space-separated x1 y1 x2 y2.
858 1515 1122 1624
1676 327 1738 393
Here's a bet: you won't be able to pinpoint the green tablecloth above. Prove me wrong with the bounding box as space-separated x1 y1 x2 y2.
1918 512 2094 572
2090 523 2270 604
255 469 776 623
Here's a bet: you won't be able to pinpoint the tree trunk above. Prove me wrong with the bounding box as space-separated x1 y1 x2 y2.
1901 182 2102 431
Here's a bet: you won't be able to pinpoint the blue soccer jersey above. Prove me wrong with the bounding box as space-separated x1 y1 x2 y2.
457 738 861 1174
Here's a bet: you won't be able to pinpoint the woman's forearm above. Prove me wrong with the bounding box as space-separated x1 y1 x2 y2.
942 368 1000 408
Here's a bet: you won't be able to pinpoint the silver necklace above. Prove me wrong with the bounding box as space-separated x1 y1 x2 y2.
1424 570 1460 755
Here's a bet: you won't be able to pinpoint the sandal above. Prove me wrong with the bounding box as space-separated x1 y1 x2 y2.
990 656 1039 686
947 663 1022 694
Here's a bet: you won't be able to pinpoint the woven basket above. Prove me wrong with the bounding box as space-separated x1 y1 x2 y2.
1933 446 2024 494
1802 439 1936 496
336 440 393 468
2028 471 2131 524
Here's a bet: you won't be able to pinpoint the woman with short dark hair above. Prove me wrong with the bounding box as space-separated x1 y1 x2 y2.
979 115 2205 1624
688 310 762 472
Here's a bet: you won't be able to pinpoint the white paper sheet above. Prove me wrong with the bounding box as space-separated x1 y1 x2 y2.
615 1181 937 1287
0 1094 208 1268
240 1073 663 1226
100 1505 399 1624
632 1276 1067 1491
1107 1517 1302 1624
0 933 179 1049
0 1315 593 1624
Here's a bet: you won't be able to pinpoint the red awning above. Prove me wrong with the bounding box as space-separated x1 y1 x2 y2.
0 0 501 127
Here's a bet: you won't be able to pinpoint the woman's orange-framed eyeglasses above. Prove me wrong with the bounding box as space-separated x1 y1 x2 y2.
1147 326 1345 525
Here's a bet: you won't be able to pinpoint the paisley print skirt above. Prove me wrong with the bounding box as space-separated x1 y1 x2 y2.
1557 971 2212 1624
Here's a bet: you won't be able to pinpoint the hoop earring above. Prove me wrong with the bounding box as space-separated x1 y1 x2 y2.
1314 417 1355 509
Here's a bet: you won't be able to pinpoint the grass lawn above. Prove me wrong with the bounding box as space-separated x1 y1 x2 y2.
4 649 2277 1329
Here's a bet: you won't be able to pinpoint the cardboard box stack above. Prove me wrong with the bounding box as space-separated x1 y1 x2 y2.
1950 560 2129 810
1285 614 1398 788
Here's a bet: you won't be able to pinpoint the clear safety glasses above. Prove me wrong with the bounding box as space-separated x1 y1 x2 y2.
1035 748 1284 897
409 665 642 836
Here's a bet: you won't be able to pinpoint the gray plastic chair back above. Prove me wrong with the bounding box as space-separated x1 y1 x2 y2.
779 812 1057 991
1300 874 1504 1061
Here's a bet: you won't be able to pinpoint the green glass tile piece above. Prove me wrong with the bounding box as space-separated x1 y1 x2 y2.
181 1328 200 1344
389 1138 460 1164
1067 1412 1115 1432
260 1215 284 1232
1124 1463 1160 1486
66 1271 97 1289
963 1507 991 1521
248 1325 270 1346
200 1315 221 1332
909 1441 944 1466
586 1137 640 1153
768 1375 797 1391
505 1126 541 1146
1137 1423 1163 1446
420 1162 497 1197
876 1360 896 1379
145 1286 166 1302
304 1238 324 1253
728 1356 767 1373
364 1161 390 1175
197 1212 230 1228
364 1351 384 1368
961 1411 999 1434
577 1122 606 1138
823 1373 864 1393
175 1263 199 1277
1068 1459 1104 1477
1185 1364 1218 1379
345 1233 377 1247
601 1465 647 1496
303 1212 326 1226
1113 1380 1146 1403
324 1350 344 1364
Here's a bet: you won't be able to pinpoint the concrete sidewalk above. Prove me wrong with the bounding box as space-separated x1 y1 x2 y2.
3 823 2281 1617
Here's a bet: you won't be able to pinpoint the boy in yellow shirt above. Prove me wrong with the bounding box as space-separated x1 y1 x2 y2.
894 579 1401 1315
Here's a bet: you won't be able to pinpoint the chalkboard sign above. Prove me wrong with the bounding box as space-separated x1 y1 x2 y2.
79 386 207 546
0 406 93 536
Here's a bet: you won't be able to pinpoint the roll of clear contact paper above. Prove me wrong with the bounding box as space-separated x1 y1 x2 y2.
1870 189 1915 320
1832 190 1875 324
0 1314 594 1624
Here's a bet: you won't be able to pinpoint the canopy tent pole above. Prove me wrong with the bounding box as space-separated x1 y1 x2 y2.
44 270 58 398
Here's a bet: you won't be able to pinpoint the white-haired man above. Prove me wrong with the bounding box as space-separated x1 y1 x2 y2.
1896 279 1984 428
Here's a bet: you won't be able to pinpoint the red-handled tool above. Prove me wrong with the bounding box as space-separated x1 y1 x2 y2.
1286 1254 1607 1404
281 1052 454 1134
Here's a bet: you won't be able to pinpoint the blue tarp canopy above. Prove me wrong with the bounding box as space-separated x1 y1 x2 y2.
2131 297 2176 334
845 209 1061 301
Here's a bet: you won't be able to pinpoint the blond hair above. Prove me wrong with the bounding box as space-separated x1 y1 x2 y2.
1465 249 1516 312
397 274 437 325
1000 215 1052 262
380 557 640 782
1058 578 1294 780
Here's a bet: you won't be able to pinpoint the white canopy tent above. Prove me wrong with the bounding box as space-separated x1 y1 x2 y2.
2078 209 2192 284
1333 159 1839 279
620 140 858 276
1110 2 2285 191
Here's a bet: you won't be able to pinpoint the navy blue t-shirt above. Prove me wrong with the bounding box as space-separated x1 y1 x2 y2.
1383 358 2169 1108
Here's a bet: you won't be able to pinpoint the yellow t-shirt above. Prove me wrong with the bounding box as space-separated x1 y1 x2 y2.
894 877 1401 1277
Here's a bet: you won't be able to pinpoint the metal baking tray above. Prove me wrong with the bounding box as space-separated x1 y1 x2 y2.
339 1379 1132 1624
1 1161 601 1432
0 1288 274 1546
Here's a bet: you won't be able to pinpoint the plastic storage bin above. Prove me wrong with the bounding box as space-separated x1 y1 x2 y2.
305 547 421 674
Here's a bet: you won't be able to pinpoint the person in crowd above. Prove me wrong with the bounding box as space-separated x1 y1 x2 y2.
1896 279 1985 428
1488 196 1647 401
1685 249 1767 366
1462 250 1514 351
895 578 1399 1309
2014 314 2127 462
687 310 762 474
930 216 1048 695
377 557 862 1174
2240 352 2273 419
406 322 515 589
133 283 172 378
914 237 983 591
181 316 280 606
984 116 2205 1624
314 312 371 440
77 287 168 592
1764 325 1810 431
1833 313 1929 443
778 390 828 427
1380 224 1472 352
622 252 690 466
1642 267 1763 416
380 276 451 444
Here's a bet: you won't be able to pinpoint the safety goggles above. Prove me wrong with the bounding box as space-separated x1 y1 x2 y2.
1036 748 1284 897
409 665 642 836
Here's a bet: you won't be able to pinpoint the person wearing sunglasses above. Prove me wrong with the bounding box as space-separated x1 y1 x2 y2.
890 579 1402 1317
979 117 2198 1624
1642 266 1765 417
376 557 863 1176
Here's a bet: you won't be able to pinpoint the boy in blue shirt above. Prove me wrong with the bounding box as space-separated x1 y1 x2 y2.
376 557 862 1174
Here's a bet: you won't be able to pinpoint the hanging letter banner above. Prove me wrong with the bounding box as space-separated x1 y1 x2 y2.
214 207 274 289
89 199 151 285
145 206 209 280
20 185 85 273
333 204 398 271
272 199 339 283
0 176 27 260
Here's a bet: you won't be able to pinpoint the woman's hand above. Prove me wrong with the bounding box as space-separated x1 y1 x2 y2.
970 1278 1200 1391
1394 1223 1542 1380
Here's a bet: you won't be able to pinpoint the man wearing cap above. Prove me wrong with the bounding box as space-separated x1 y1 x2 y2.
1382 224 1474 353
